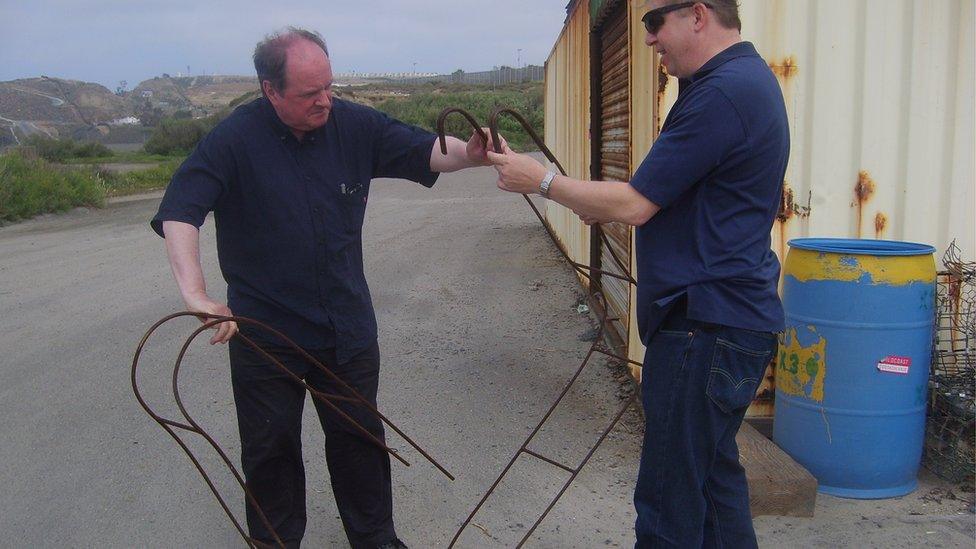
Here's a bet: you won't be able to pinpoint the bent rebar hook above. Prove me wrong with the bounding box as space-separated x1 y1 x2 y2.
132 312 454 548
485 106 636 286
436 107 488 155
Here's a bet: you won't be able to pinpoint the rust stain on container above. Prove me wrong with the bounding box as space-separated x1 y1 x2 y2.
875 212 888 239
657 63 669 96
777 182 812 222
655 63 669 133
747 362 777 418
769 56 799 79
776 181 812 261
854 170 876 238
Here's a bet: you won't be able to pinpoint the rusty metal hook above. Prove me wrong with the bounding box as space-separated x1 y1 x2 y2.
485 106 637 286
487 107 567 177
132 312 454 548
436 107 488 155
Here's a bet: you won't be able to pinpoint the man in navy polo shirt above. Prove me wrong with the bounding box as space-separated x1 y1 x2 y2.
151 28 495 549
488 1 788 546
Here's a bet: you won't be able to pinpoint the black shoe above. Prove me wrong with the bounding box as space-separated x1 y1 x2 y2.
376 539 408 549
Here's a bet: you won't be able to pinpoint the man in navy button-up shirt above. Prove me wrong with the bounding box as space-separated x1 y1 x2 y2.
152 28 494 549
489 2 788 547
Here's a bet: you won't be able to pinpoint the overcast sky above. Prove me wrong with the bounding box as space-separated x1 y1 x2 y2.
0 0 569 89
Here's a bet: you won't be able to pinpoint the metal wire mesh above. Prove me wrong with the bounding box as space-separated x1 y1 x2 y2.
924 240 975 483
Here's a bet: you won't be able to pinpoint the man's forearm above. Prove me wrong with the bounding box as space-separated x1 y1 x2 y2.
430 136 480 173
547 176 660 226
487 147 659 226
161 220 209 303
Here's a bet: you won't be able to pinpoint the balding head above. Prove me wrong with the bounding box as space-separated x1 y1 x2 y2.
253 27 329 96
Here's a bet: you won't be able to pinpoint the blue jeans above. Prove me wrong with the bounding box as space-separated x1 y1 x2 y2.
634 307 777 548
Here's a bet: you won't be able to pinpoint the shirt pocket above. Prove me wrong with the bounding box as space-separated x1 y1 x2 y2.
705 329 777 414
338 179 369 235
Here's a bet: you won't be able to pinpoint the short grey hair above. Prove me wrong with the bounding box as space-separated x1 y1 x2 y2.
664 0 742 31
253 27 329 95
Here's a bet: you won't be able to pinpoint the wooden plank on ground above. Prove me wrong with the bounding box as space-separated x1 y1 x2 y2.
737 421 818 518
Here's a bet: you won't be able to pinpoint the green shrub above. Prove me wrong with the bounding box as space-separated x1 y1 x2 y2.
20 135 113 162
0 151 105 222
71 141 114 158
144 114 224 155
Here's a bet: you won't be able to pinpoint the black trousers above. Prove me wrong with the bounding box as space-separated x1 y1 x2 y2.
228 338 396 548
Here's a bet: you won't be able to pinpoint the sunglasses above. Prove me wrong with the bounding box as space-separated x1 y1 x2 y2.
641 2 712 35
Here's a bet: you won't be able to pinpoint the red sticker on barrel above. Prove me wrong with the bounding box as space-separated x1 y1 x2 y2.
877 355 911 374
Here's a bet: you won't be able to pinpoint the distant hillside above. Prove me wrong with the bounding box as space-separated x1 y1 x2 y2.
130 75 258 114
0 74 258 147
0 77 131 146
0 73 542 152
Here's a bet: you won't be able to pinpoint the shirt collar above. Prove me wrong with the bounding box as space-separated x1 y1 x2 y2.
684 41 759 85
258 96 329 143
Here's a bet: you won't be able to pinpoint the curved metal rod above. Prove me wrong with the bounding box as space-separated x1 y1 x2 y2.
487 107 566 176
132 312 455 548
203 315 452 478
174 317 407 465
131 312 284 549
433 107 610 283
436 107 488 155
487 107 637 286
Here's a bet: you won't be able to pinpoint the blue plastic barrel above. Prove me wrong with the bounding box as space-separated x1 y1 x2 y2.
773 238 936 499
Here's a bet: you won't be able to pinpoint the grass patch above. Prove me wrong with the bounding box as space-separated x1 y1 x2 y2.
0 151 105 222
0 151 181 223
95 161 180 197
64 151 183 165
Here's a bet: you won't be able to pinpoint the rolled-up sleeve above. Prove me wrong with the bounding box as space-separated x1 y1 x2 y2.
150 130 234 238
629 85 745 209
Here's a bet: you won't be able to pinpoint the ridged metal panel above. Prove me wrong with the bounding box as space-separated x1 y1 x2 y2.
627 0 657 373
598 3 632 344
735 0 974 266
544 0 592 279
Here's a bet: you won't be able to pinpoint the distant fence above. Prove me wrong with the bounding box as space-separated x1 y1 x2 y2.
398 65 545 85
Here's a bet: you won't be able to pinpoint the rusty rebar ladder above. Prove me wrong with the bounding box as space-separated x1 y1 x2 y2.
438 107 642 547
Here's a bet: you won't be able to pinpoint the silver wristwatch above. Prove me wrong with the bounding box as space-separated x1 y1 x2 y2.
539 171 556 197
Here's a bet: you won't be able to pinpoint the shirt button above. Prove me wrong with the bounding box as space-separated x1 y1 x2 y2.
312 207 320 214
304 175 311 181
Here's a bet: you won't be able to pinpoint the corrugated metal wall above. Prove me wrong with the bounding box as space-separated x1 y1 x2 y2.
543 1 591 274
545 0 976 413
736 0 975 267
597 3 634 346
